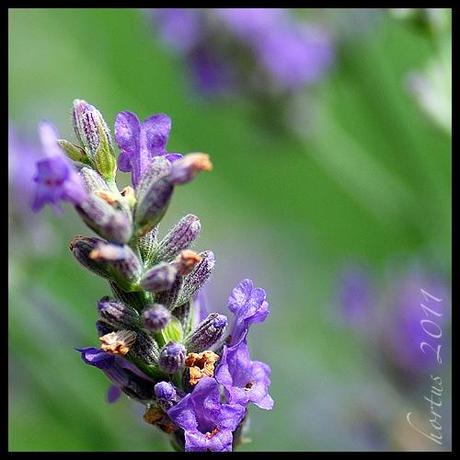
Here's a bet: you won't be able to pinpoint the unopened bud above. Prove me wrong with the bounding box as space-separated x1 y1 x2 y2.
138 227 158 263
90 243 142 290
97 297 141 330
155 214 201 262
140 262 177 293
58 139 89 163
134 157 173 236
69 235 112 280
159 342 186 374
178 251 215 306
79 167 109 194
143 304 171 332
168 153 212 185
72 99 117 179
76 193 132 244
184 313 228 353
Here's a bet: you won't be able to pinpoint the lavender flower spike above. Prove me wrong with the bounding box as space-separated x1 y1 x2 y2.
32 122 87 212
228 279 270 346
167 377 246 452
216 340 274 410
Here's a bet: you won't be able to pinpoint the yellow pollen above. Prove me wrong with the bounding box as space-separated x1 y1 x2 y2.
187 153 213 172
175 250 202 275
185 351 219 386
99 330 136 356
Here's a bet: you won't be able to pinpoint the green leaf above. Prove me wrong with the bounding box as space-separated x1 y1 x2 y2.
161 316 183 344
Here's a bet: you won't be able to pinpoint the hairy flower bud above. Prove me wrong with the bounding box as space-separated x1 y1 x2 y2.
178 251 215 306
143 304 171 332
140 262 178 293
69 235 112 279
79 167 109 194
90 243 142 290
184 313 228 353
76 193 132 244
155 214 201 262
128 329 160 366
138 227 159 263
72 99 117 179
159 342 186 374
97 297 141 330
168 153 212 185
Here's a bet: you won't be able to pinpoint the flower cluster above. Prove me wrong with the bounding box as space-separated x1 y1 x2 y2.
151 8 334 98
32 100 273 451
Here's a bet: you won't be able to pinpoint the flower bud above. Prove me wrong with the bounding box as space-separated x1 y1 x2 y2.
143 304 171 332
138 227 158 263
167 153 212 185
178 251 215 306
128 330 160 366
72 99 117 180
69 235 112 279
154 381 179 411
134 157 174 236
159 342 186 374
90 243 142 291
140 262 178 293
155 214 201 262
79 167 109 194
97 297 141 330
184 313 228 353
76 193 133 244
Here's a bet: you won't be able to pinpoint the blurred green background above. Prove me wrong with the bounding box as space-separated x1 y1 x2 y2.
9 8 451 451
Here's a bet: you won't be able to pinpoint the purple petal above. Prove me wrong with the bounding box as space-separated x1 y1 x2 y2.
141 113 171 157
115 111 140 156
39 121 64 158
107 384 122 403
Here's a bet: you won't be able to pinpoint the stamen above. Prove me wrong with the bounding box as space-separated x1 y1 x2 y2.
205 427 219 439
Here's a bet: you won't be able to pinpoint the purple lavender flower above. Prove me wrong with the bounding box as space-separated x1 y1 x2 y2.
227 279 269 346
167 377 246 452
114 111 182 187
216 339 274 410
32 122 87 213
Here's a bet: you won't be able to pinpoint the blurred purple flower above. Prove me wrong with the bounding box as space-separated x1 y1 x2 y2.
167 376 246 452
338 264 374 326
32 122 87 213
151 8 334 96
216 339 274 410
383 269 449 378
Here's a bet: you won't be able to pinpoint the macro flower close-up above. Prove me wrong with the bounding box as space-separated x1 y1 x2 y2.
9 7 451 453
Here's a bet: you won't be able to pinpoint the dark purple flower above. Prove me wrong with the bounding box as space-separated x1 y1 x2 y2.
167 377 246 452
114 111 182 187
227 279 269 346
77 347 156 402
215 340 273 410
32 122 87 213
